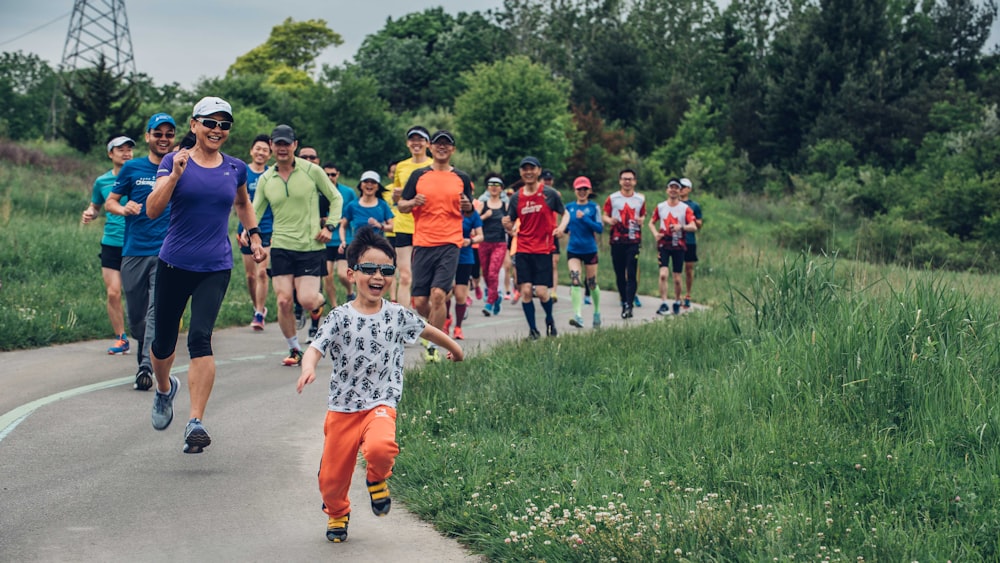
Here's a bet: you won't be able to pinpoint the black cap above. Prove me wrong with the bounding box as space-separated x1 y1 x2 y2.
271 124 296 144
519 156 541 168
430 130 455 145
540 169 554 180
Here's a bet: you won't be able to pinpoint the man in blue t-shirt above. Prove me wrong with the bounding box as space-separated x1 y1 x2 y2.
679 177 703 309
105 112 175 392
81 135 134 354
321 162 358 310
237 134 273 330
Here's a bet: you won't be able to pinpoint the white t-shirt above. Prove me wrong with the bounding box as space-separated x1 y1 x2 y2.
310 300 425 412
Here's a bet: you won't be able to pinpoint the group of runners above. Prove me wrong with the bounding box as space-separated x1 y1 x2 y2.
80 101 703 542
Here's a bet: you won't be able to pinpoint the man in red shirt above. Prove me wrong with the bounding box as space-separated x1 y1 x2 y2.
398 130 473 361
503 156 566 340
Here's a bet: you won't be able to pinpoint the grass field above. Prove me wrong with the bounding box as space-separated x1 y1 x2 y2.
3 143 999 559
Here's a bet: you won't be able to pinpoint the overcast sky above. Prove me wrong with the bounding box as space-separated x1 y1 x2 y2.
0 1 503 88
3 1 999 89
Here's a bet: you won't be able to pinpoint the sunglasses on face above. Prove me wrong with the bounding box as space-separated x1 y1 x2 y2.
151 131 176 139
327 172 339 178
353 263 396 276
196 117 233 131
301 154 318 160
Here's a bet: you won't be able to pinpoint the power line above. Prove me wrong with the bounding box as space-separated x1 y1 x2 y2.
0 12 72 49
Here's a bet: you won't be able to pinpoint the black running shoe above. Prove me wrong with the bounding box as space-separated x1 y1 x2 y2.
133 366 153 391
528 328 541 340
546 320 558 337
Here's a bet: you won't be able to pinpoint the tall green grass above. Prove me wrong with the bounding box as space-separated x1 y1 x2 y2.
396 254 1000 560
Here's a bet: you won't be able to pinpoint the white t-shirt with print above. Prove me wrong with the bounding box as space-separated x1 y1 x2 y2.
310 300 425 413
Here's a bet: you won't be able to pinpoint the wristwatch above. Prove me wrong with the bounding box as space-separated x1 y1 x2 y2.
247 227 262 238
324 223 336 233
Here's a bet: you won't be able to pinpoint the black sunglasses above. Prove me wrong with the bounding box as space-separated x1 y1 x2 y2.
353 262 396 276
196 117 233 131
301 155 319 160
151 131 176 139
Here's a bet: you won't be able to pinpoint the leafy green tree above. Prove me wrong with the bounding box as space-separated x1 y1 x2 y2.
0 51 61 140
354 8 509 111
567 100 631 189
60 53 139 153
453 55 574 180
297 68 398 177
228 18 343 86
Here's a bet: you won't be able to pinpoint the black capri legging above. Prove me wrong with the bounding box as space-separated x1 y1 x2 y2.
151 259 231 360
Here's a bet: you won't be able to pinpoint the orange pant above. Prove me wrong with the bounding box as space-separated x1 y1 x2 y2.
319 406 399 519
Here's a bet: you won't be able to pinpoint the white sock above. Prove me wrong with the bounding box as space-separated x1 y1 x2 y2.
287 336 301 350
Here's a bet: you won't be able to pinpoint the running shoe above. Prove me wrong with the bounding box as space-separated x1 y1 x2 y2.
528 328 541 341
482 303 492 317
443 315 452 335
673 301 682 315
621 304 634 319
551 294 558 303
183 418 211 454
282 348 303 367
107 334 130 355
512 290 520 301
684 298 691 309
492 299 501 316
633 296 642 307
453 326 464 340
251 311 265 331
466 296 473 307
327 514 350 543
584 295 592 305
504 292 512 301
367 480 392 516
151 375 179 431
656 303 671 316
593 313 602 328
424 346 441 363
307 325 318 341
133 365 153 391
569 315 584 328
546 319 558 337
474 285 483 301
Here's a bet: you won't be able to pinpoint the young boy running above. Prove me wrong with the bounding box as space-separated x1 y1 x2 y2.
296 226 464 543
649 179 698 315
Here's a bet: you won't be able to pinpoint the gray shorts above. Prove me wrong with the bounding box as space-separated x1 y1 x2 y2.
411 245 460 297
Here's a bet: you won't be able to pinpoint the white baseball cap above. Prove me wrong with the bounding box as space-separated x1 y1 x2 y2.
359 170 381 184
106 135 135 152
680 177 693 188
192 96 233 120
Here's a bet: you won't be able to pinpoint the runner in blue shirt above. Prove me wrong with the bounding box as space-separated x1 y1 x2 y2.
560 176 604 328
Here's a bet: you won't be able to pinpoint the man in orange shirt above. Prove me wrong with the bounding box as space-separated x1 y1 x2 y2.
397 130 473 362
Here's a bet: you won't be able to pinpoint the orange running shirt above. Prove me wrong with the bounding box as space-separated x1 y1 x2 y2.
401 167 474 247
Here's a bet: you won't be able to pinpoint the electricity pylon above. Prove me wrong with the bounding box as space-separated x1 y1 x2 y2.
59 0 137 78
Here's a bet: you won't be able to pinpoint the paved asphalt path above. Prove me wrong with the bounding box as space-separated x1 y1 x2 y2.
1 289 698 562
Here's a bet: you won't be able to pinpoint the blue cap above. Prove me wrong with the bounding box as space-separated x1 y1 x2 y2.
146 113 176 132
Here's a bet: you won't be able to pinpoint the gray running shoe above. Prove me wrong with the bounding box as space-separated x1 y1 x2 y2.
569 315 584 328
151 375 179 430
183 418 211 454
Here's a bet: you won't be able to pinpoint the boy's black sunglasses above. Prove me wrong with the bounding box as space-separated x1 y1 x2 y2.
353 263 396 276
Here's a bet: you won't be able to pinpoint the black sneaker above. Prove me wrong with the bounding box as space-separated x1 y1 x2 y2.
133 366 153 391
308 325 318 341
528 328 541 340
327 513 350 542
625 304 634 319
546 320 557 337
656 303 671 316
183 418 211 454
367 480 391 516
673 302 682 315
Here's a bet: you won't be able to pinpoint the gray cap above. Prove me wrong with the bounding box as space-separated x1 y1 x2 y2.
271 124 296 144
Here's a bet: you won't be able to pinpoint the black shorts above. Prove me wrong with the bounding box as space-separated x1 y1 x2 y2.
325 245 347 263
658 247 686 274
239 231 272 255
99 244 123 270
455 263 475 285
471 249 481 278
411 245 460 296
514 253 553 288
685 243 698 263
269 248 325 278
393 233 413 248
566 251 598 265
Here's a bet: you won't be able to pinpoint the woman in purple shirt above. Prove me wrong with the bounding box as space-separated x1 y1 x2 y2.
145 96 265 454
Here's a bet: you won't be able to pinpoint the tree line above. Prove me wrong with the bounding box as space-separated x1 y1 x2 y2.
3 0 1000 271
